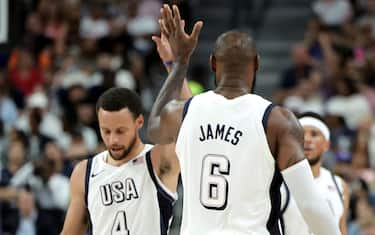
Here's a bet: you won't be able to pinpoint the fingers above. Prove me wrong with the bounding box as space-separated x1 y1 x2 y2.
159 19 170 38
191 21 203 41
172 5 182 34
162 5 175 35
181 20 185 30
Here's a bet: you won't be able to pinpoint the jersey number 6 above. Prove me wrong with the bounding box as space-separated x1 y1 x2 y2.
200 154 230 210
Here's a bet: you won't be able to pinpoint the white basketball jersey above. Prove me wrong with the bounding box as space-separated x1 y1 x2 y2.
176 91 283 235
85 144 177 235
280 167 344 235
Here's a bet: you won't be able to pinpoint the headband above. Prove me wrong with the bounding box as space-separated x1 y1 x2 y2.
299 117 330 141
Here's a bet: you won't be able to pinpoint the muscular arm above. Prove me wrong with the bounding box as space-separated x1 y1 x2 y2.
267 107 341 235
151 143 180 194
340 180 350 235
147 62 189 144
61 161 88 235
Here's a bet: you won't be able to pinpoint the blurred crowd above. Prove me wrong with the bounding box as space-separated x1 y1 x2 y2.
274 0 375 234
0 0 202 234
0 0 374 235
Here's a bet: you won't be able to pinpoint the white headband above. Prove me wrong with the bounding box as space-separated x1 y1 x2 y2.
299 117 330 141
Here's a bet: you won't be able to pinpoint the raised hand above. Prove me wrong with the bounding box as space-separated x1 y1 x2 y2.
160 4 203 64
152 32 175 64
153 20 186 73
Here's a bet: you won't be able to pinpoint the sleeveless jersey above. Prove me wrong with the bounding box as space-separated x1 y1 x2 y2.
85 144 177 235
176 91 282 235
280 167 344 235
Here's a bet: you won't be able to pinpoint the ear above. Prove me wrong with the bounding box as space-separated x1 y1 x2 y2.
135 114 144 129
209 54 216 73
255 54 260 72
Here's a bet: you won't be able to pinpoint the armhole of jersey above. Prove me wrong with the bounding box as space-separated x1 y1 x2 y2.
331 172 344 205
85 158 93 235
262 103 274 133
145 151 177 202
281 183 290 214
182 97 193 122
85 158 93 206
145 151 176 235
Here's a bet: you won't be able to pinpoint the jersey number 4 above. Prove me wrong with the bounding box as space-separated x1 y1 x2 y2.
200 154 230 210
112 211 130 235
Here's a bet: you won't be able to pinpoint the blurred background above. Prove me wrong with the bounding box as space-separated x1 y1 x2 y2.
0 0 374 234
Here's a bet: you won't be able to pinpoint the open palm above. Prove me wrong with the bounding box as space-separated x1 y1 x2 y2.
160 5 203 64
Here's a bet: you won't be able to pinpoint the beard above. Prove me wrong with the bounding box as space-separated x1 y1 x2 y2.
307 155 321 166
108 134 137 161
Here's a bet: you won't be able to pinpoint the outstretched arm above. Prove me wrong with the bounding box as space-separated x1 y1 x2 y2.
147 5 202 144
268 107 341 235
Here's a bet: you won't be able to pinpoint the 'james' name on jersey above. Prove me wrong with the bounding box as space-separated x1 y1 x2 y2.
199 124 243 145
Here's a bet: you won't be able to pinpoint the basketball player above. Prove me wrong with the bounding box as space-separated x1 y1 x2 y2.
60 25 190 235
280 112 349 235
147 4 341 235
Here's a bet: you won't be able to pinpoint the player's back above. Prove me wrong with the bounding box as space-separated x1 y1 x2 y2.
176 91 282 235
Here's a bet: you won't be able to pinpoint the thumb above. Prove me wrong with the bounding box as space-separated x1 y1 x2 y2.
191 21 203 41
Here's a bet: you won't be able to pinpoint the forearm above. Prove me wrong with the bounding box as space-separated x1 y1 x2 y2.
148 62 188 141
282 160 341 235
164 63 192 100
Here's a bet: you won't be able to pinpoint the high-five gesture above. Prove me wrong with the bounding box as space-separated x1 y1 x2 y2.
160 4 203 64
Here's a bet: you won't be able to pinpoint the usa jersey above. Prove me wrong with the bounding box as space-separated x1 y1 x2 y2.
176 91 282 235
85 144 177 235
280 167 344 235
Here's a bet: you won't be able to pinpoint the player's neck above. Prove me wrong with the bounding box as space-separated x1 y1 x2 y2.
311 164 321 178
107 140 145 166
215 77 252 98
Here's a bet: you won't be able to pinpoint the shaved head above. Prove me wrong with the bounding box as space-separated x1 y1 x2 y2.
211 31 258 90
213 31 257 72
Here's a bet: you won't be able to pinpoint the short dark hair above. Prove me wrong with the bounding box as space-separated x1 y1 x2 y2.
299 111 326 123
213 31 256 62
96 88 143 119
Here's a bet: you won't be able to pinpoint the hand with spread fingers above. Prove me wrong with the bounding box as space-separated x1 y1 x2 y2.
152 32 175 65
152 20 185 73
159 4 203 64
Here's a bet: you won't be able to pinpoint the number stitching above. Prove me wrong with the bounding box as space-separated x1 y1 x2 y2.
200 154 230 210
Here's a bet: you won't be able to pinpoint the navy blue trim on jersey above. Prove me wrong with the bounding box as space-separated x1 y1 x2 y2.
85 158 93 206
266 165 283 235
262 103 274 132
279 216 285 235
87 210 93 235
145 151 175 235
280 183 290 214
85 158 93 235
331 172 344 205
182 97 193 122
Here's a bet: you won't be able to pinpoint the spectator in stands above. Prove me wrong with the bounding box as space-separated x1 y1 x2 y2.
8 49 45 97
312 0 353 29
274 43 314 104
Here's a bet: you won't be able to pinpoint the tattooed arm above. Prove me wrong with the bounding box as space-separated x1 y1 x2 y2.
266 107 341 235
